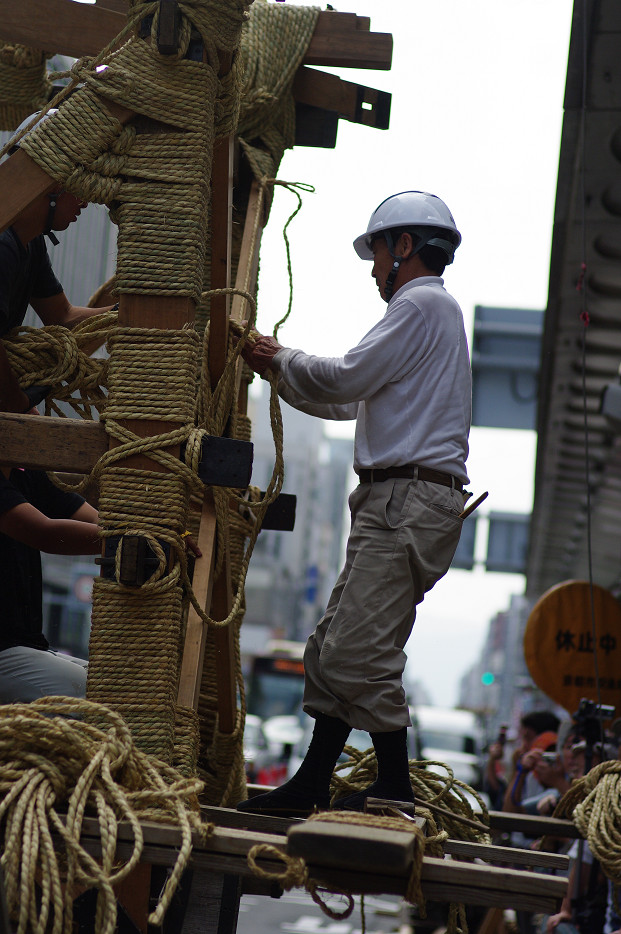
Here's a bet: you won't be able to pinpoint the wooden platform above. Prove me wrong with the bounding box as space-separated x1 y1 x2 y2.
66 806 569 922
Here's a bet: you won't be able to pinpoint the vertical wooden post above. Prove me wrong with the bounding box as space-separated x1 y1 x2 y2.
207 135 238 733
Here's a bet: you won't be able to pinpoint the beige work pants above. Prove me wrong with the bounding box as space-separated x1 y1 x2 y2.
303 477 464 732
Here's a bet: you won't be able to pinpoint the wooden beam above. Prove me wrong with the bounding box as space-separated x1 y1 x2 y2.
303 12 392 70
442 839 570 872
176 494 217 710
207 137 233 388
210 567 237 733
293 66 391 129
70 815 567 913
288 820 415 874
231 178 263 327
0 412 107 472
488 810 579 839
1 0 126 60
1 3 392 71
95 0 128 11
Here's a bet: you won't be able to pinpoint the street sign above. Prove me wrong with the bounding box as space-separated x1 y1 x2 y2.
524 580 621 716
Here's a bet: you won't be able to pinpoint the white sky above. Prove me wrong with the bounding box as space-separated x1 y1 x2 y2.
252 0 574 705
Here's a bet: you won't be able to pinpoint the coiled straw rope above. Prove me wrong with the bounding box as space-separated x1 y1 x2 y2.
331 746 491 845
554 759 621 895
0 696 210 934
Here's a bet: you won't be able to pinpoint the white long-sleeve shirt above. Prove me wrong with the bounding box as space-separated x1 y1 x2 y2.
273 276 472 483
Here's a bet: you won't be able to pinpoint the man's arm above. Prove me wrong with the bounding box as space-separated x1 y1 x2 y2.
31 292 116 329
0 500 100 555
70 501 99 525
0 341 30 413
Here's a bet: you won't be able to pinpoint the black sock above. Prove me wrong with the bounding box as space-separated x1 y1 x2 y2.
333 727 414 811
237 713 351 815
370 726 414 799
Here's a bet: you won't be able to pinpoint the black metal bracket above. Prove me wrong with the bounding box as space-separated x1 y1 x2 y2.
354 86 391 130
182 435 254 490
260 492 297 531
96 535 171 587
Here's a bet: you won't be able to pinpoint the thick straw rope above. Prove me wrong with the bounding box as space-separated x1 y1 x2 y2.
554 759 621 893
0 44 51 131
11 0 251 764
0 697 210 934
246 752 488 933
1 0 319 786
332 746 491 845
247 807 468 934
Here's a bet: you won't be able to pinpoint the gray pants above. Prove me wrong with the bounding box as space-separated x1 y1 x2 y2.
0 646 87 703
303 478 464 732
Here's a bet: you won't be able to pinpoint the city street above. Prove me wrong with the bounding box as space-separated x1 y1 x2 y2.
237 889 409 934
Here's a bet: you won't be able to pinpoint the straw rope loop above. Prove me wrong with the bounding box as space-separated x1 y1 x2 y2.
0 697 210 933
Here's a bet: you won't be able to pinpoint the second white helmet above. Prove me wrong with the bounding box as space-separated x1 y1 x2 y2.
353 191 461 264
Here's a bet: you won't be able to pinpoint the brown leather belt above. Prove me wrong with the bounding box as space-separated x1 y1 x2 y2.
356 465 463 492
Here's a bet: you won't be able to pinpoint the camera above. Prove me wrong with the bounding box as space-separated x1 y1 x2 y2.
539 751 559 763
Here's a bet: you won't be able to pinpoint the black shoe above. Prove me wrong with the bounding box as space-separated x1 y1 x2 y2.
237 780 330 818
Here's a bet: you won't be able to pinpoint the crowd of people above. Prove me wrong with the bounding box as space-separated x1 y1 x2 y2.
484 709 621 934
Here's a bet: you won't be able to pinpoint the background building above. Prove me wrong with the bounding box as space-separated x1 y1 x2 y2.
242 381 353 658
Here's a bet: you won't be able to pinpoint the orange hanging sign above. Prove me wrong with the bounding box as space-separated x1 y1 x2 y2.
524 580 621 717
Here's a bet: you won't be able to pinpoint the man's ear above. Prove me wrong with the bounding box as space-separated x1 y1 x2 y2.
398 231 415 259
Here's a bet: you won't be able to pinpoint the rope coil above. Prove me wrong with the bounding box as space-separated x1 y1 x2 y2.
0 697 211 934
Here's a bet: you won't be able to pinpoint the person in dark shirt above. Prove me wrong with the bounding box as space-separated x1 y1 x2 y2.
0 110 116 413
0 467 100 702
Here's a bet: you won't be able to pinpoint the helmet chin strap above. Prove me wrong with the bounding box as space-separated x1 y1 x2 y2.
382 230 420 302
381 230 401 302
44 193 59 246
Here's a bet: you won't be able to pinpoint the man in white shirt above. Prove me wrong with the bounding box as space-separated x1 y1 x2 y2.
238 191 471 815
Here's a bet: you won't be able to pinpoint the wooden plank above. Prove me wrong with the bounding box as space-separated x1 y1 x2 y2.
293 66 391 129
419 858 566 902
113 862 151 934
488 811 579 839
1 3 392 71
201 805 301 838
203 125 237 733
0 0 126 60
304 12 392 70
288 820 415 874
96 0 128 11
181 871 242 934
0 99 134 235
231 178 265 414
211 568 237 733
443 839 570 871
97 846 561 914
476 907 507 934
207 136 233 388
77 815 286 856
177 493 218 709
72 815 568 913
231 179 264 326
0 412 107 471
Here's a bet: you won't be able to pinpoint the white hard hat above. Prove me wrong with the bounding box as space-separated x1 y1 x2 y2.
353 190 461 264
